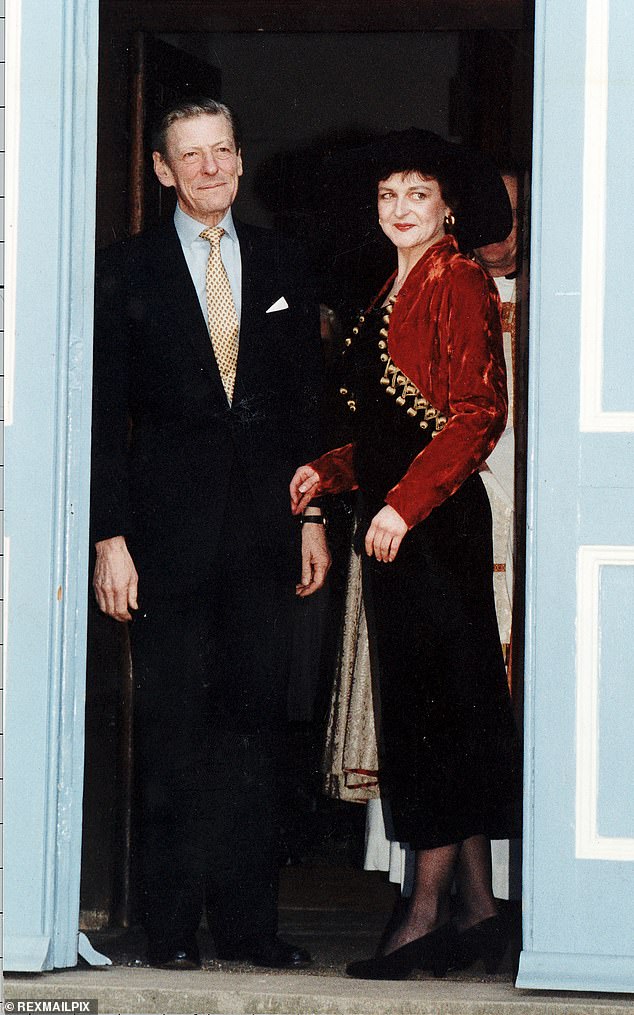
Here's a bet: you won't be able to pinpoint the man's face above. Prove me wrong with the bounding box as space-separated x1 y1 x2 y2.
476 174 519 277
153 113 243 226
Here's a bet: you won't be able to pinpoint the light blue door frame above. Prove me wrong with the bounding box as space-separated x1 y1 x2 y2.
4 0 633 990
4 0 99 970
517 0 634 992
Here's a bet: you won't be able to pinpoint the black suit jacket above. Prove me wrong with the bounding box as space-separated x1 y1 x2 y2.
91 218 322 593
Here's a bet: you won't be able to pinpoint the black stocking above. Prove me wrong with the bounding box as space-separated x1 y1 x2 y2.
454 834 498 932
380 842 459 955
379 834 498 954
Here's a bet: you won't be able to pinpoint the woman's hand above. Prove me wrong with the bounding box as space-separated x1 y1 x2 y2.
365 505 408 562
290 465 321 515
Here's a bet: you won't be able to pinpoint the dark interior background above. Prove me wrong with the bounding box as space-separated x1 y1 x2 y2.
82 0 533 930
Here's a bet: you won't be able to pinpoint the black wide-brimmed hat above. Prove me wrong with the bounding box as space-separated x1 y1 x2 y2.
335 127 512 252
250 127 512 317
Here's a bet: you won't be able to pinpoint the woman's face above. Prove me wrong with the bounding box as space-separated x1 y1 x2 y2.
377 172 450 257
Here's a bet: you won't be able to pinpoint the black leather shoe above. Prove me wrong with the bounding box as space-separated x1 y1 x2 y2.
147 941 201 970
449 915 507 974
345 923 454 981
216 936 312 968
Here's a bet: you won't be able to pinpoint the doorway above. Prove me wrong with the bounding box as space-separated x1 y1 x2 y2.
82 0 534 966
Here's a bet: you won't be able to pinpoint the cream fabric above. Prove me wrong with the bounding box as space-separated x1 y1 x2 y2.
481 274 517 649
322 530 380 802
482 273 520 900
364 798 415 893
200 226 239 402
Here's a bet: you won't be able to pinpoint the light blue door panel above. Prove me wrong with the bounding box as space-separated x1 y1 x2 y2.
603 0 634 411
519 0 634 991
597 568 634 839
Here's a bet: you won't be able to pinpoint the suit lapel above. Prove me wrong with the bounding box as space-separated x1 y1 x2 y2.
233 219 274 396
150 218 277 403
150 221 228 397
234 219 257 389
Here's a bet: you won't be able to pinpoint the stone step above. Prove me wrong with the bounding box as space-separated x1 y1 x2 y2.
4 966 632 1015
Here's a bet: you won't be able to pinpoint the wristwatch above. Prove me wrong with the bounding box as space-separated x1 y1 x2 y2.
300 514 326 526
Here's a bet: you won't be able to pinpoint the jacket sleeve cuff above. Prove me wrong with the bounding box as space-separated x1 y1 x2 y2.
309 443 358 497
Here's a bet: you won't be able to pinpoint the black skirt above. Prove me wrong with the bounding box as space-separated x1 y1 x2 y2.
342 306 521 848
361 475 521 849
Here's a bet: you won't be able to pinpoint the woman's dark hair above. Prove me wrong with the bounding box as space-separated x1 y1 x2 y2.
365 131 464 215
334 128 512 251
372 157 460 215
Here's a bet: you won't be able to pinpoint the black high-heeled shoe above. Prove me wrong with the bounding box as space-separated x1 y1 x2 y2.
450 915 507 974
345 922 454 980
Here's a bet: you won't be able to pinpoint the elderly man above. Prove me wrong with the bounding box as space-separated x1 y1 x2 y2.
91 97 329 970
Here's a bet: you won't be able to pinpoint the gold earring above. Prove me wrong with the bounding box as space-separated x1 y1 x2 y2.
444 212 456 230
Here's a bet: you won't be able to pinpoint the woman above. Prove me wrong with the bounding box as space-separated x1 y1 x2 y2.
290 130 521 980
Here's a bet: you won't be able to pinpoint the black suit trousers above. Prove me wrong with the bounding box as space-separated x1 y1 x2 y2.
130 469 297 950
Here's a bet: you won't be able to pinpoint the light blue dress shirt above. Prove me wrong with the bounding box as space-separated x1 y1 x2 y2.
174 204 242 328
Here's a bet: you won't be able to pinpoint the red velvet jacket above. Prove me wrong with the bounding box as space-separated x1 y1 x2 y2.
310 235 507 528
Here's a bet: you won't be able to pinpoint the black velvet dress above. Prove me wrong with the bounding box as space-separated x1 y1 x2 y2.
343 304 521 849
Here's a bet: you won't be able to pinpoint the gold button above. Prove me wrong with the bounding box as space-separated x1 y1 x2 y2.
380 377 389 386
347 400 356 412
345 337 352 346
380 354 388 362
396 396 405 406
420 421 429 429
386 385 396 395
339 387 348 396
359 315 365 323
352 327 359 335
379 327 389 337
378 340 387 349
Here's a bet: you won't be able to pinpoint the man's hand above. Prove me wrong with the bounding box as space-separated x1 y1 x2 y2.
296 522 331 597
365 505 408 563
93 536 139 622
290 465 321 515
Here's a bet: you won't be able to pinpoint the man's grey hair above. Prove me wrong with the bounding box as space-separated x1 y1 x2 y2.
152 97 241 159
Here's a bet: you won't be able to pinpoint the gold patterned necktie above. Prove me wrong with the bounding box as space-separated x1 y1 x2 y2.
200 226 239 402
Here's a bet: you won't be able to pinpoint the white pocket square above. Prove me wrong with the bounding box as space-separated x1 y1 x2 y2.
266 297 289 313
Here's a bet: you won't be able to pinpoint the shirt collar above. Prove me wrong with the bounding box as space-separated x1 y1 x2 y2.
174 204 238 248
